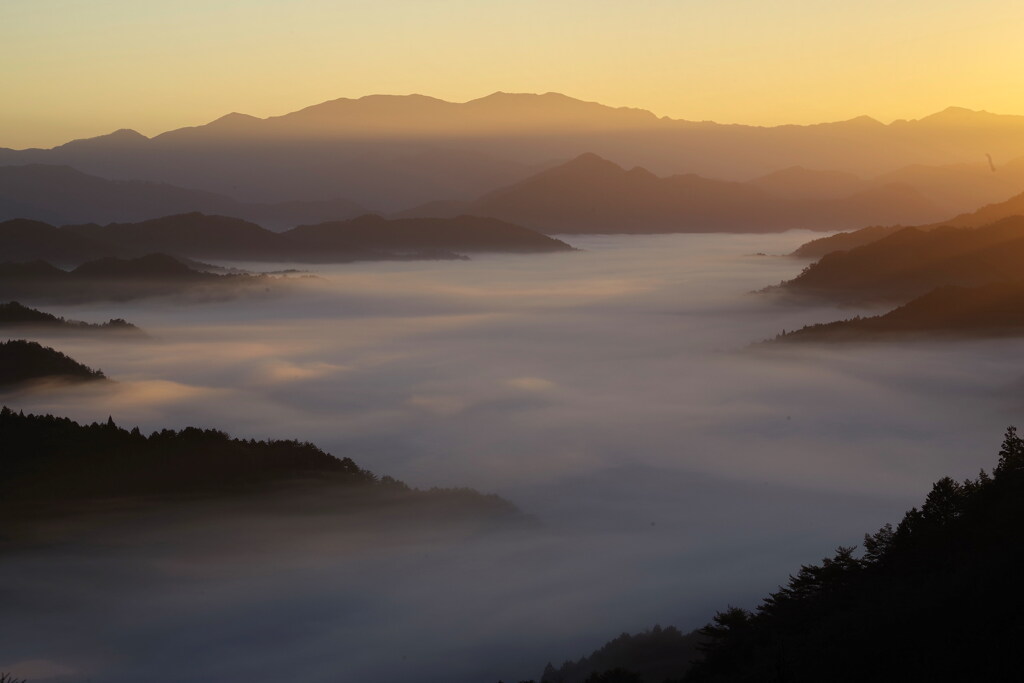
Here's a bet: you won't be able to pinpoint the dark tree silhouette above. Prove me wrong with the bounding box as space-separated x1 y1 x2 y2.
683 426 1024 682
0 339 105 385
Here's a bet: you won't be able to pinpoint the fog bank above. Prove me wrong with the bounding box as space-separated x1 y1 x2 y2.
3 232 1020 682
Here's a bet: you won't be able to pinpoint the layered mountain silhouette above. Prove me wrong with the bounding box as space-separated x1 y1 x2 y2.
0 408 522 533
0 339 106 387
794 177 1024 259
401 153 943 233
0 213 570 266
0 253 268 304
0 301 139 333
4 94 1024 213
0 164 367 228
777 216 1024 304
772 281 1024 342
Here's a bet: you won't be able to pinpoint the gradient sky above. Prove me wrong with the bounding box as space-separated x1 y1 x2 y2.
3 0 1023 149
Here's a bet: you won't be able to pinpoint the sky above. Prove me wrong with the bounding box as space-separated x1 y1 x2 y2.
3 0 1024 149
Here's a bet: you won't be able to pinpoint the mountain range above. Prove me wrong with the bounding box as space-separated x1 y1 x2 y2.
0 253 270 304
0 213 571 266
772 281 1024 342
794 188 1024 258
776 216 1024 304
4 93 1024 214
0 164 367 229
400 153 946 233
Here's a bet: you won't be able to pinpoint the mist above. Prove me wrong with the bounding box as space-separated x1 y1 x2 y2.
2 232 1020 683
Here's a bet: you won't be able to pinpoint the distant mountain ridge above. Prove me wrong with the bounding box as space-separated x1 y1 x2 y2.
0 212 571 267
0 253 268 304
0 164 367 229
401 153 944 233
4 93 1024 212
793 185 1024 258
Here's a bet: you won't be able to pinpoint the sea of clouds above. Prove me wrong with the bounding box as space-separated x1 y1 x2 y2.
3 232 1022 682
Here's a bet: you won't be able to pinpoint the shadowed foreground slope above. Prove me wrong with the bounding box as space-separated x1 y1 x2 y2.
523 428 1024 683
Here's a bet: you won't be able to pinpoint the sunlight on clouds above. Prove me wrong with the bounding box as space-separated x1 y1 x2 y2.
506 377 556 392
250 360 349 385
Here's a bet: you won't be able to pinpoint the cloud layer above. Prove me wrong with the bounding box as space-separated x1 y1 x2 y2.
3 232 1021 682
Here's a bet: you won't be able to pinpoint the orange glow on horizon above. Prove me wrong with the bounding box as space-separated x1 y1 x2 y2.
2 0 1023 148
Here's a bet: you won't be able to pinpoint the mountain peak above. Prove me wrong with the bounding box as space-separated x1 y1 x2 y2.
209 112 261 126
563 152 622 170
55 128 149 150
108 128 147 140
915 106 1004 126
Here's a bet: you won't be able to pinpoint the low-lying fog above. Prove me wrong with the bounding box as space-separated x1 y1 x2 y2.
4 232 1022 682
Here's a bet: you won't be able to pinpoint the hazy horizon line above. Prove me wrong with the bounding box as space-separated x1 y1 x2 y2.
3 91 1019 152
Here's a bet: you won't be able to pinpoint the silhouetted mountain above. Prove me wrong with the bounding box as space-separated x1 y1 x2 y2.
539 626 703 683
71 252 205 280
772 281 1024 342
0 408 521 527
920 188 1024 230
791 225 908 259
284 214 572 253
0 340 105 386
747 167 869 200
64 213 288 261
403 154 942 233
750 159 1024 215
4 95 1024 213
0 164 367 229
793 186 1024 259
0 217 114 265
679 427 1024 682
0 301 139 333
0 253 266 304
1 213 569 266
777 216 1024 304
872 156 1024 214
